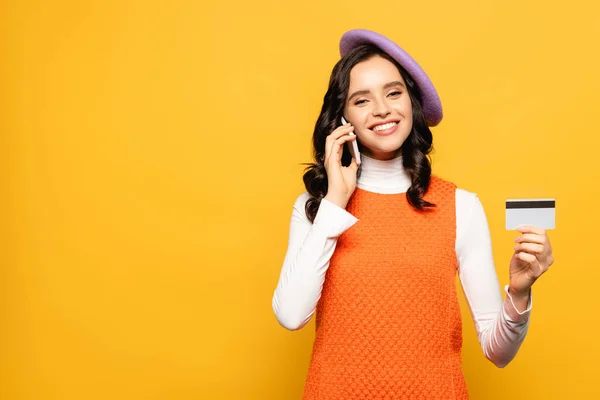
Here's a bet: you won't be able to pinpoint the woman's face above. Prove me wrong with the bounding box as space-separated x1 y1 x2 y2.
343 55 413 160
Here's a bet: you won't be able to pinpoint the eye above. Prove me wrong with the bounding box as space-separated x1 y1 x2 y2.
389 91 402 97
355 99 367 105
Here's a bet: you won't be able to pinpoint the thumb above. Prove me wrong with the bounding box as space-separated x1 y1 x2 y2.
350 157 359 171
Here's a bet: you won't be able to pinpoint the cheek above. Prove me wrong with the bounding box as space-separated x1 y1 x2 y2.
348 110 371 130
393 97 412 116
403 97 413 114
400 102 413 131
405 106 413 121
356 109 371 121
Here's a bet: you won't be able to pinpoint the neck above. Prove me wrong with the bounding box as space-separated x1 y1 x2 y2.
357 153 412 194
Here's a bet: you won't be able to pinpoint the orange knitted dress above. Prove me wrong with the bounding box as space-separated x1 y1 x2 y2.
302 176 469 399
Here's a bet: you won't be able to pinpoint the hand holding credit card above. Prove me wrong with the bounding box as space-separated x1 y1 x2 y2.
505 198 555 307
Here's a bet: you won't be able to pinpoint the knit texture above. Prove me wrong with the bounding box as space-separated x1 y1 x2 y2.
302 176 468 399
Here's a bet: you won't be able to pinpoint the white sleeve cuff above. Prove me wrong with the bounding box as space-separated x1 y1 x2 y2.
312 197 359 238
503 284 532 322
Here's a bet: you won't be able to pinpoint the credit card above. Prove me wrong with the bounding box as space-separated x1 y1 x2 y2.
506 198 555 230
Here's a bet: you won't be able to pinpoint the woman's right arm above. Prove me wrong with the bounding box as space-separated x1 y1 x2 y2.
271 192 359 330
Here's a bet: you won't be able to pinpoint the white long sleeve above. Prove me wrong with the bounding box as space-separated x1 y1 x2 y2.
272 154 532 367
272 195 358 330
456 189 532 368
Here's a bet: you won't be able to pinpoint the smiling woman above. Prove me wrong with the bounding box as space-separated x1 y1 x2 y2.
345 59 413 152
301 43 436 224
271 29 554 400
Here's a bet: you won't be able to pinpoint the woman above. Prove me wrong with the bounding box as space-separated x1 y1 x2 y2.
272 29 554 399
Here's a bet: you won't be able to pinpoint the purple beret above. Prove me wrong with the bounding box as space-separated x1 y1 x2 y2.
339 29 443 127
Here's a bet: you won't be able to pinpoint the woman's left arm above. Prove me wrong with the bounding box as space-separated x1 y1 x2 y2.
455 189 553 368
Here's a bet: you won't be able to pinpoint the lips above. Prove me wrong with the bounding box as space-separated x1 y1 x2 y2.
368 119 400 130
371 121 399 136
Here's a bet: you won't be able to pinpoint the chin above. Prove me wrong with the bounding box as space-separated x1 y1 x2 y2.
369 146 403 157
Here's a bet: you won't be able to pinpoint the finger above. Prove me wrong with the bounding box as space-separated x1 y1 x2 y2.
325 126 354 161
516 225 546 235
330 134 357 158
514 243 544 255
346 156 359 171
328 124 355 140
514 233 546 245
516 251 537 264
514 240 553 265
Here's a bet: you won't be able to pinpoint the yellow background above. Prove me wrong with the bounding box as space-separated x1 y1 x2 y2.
2 0 598 399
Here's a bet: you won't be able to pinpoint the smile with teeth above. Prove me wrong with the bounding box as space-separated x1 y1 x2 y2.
372 122 398 132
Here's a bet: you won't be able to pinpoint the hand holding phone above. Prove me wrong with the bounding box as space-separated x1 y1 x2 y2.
341 116 361 165
322 117 360 209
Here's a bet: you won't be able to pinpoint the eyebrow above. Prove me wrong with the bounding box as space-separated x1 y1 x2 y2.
347 81 406 103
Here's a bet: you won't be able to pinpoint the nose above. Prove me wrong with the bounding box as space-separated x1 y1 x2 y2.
372 98 391 118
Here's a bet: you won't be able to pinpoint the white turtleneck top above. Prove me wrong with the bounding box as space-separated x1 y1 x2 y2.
272 153 533 368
